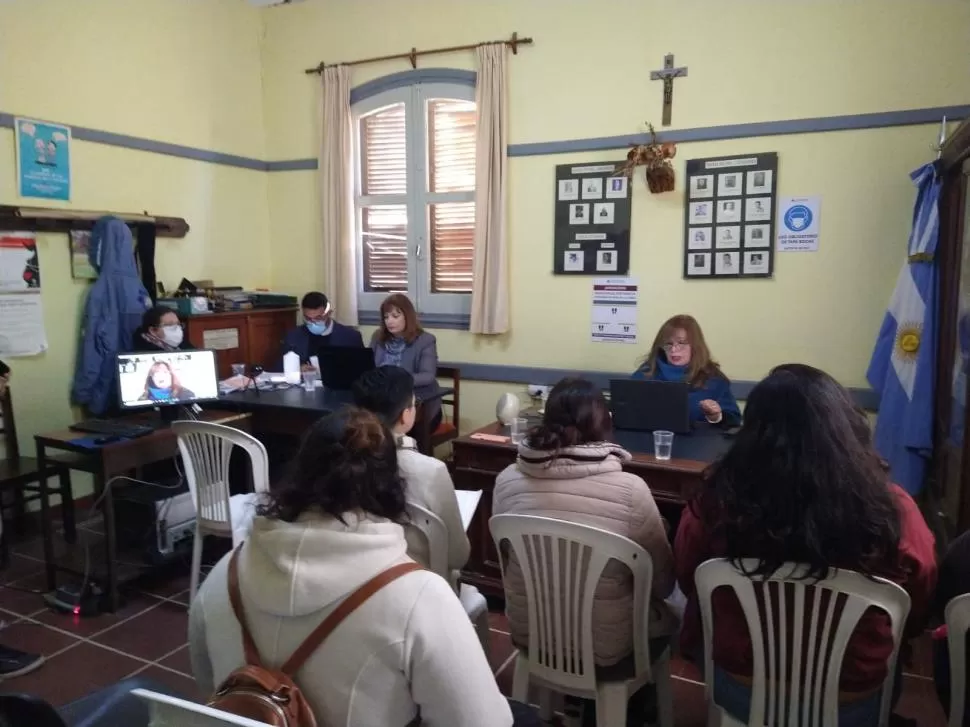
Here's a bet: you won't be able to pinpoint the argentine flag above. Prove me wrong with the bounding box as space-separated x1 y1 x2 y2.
867 162 940 495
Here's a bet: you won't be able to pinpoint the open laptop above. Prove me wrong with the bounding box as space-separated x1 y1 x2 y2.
609 379 691 434
315 346 375 390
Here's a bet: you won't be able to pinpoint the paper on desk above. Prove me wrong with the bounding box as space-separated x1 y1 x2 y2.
456 490 482 532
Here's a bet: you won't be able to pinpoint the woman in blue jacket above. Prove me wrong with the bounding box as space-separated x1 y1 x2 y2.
632 314 741 427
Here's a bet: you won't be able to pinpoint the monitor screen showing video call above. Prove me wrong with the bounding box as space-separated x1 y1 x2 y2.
117 350 219 409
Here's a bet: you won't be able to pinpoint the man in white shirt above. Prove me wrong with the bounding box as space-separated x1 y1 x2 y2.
353 367 470 574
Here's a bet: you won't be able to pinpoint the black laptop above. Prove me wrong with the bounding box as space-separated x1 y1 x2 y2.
315 346 375 390
609 379 691 434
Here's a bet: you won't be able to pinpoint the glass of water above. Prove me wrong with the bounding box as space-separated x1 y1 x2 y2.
510 417 529 445
301 369 318 392
231 363 246 377
653 430 674 461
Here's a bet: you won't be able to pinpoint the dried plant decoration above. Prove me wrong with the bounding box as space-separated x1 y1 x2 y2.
613 123 676 194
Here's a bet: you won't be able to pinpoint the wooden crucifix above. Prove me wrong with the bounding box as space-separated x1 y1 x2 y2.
650 53 688 127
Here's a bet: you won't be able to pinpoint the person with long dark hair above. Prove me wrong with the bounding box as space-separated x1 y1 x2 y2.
131 305 195 353
189 407 513 727
494 378 678 658
675 364 937 725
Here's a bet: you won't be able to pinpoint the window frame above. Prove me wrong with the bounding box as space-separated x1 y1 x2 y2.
352 82 476 326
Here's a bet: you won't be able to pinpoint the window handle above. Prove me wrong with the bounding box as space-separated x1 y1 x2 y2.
415 244 423 260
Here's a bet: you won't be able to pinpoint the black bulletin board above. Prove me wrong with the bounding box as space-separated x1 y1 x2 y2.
682 152 778 280
553 161 631 275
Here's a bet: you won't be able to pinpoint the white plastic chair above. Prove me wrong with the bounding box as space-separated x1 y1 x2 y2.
406 501 490 652
945 592 970 727
132 689 272 726
172 421 270 600
695 558 911 727
489 513 674 727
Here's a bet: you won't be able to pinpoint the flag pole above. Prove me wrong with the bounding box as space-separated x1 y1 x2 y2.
937 116 948 160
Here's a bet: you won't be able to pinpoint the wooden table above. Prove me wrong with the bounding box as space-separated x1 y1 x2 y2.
34 409 252 611
452 421 734 597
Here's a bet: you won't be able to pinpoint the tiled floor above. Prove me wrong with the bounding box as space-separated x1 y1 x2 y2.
0 520 950 725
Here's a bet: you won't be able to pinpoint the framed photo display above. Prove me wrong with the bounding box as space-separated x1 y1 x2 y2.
554 161 631 275
683 152 778 280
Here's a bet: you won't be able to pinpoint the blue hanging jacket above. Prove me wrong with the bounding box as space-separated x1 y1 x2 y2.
71 217 151 414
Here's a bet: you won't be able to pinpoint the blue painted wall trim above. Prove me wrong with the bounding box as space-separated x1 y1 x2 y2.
438 360 881 412
359 309 470 330
349 68 477 105
2 104 965 173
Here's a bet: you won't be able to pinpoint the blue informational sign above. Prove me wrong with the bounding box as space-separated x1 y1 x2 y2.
15 118 71 201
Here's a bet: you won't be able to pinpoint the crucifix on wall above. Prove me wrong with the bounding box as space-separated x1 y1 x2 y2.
650 53 688 126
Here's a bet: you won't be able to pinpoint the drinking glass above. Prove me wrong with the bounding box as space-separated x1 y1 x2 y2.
653 430 674 461
510 417 528 445
231 363 246 377
301 369 318 392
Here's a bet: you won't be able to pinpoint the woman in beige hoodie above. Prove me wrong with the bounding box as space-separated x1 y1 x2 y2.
493 378 678 668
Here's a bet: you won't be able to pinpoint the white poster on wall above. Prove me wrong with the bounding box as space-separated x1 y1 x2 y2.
591 277 638 344
777 196 822 252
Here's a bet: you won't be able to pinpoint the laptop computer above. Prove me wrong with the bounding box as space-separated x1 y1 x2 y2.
609 379 691 434
315 346 375 390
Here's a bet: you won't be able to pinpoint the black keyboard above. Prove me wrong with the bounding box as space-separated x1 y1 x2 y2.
69 419 158 439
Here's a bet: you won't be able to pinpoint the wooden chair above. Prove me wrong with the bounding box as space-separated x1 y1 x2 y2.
431 365 461 448
0 386 76 561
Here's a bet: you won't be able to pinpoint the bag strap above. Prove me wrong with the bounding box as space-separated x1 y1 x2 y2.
280 561 423 675
228 546 264 667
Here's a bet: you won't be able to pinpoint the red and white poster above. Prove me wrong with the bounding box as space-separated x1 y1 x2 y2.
0 232 47 356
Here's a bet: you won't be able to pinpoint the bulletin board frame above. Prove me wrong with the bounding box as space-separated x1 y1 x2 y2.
553 161 631 275
682 152 778 280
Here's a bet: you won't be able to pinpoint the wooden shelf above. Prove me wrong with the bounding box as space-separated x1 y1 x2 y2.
0 205 189 238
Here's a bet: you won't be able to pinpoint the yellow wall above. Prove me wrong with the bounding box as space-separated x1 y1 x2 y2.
0 0 270 469
260 0 970 431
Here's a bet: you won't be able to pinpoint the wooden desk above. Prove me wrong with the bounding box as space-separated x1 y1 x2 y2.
34 409 252 611
184 307 297 379
452 421 733 597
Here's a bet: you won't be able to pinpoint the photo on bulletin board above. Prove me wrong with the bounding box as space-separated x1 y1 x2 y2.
682 152 778 280
69 231 98 280
554 161 631 275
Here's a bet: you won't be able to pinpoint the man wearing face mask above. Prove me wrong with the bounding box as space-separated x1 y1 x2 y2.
281 291 364 366
131 306 195 353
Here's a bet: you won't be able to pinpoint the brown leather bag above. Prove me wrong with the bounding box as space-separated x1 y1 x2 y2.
208 547 423 727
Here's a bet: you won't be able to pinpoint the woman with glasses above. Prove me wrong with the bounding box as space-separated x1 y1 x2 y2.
131 305 195 353
632 314 741 427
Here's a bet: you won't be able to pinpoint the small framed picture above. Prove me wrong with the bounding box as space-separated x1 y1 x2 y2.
745 196 772 221
687 252 711 276
745 224 771 248
582 178 603 200
569 203 589 225
689 201 713 225
593 202 615 225
688 227 712 250
690 175 714 199
563 249 584 271
596 249 618 272
744 250 770 275
718 172 743 197
717 199 741 223
747 170 772 195
715 251 740 275
606 176 628 199
715 226 741 249
558 179 579 201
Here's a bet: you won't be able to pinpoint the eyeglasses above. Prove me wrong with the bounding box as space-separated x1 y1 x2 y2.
663 341 690 352
304 312 333 324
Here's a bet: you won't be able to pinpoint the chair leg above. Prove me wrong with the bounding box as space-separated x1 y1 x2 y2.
189 527 204 602
538 688 555 722
595 683 628 727
653 653 675 727
511 653 530 703
474 608 491 654
12 487 26 537
58 469 76 544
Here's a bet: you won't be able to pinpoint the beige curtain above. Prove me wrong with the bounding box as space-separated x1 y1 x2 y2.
318 65 358 325
469 43 510 335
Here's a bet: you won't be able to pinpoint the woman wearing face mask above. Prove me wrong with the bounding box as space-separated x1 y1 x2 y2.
281 291 365 366
131 306 195 353
632 314 741 428
371 294 442 432
140 361 195 402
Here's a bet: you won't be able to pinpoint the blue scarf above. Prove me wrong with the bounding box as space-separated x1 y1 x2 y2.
148 386 173 401
656 357 689 383
383 336 407 367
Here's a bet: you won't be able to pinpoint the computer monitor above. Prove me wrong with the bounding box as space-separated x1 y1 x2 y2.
117 350 220 410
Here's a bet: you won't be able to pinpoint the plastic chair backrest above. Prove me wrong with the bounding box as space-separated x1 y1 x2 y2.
406 501 448 577
172 421 269 529
694 558 911 727
132 688 273 726
945 592 970 727
489 513 655 693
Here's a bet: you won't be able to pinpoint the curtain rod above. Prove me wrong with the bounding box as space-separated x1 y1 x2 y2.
304 32 533 75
